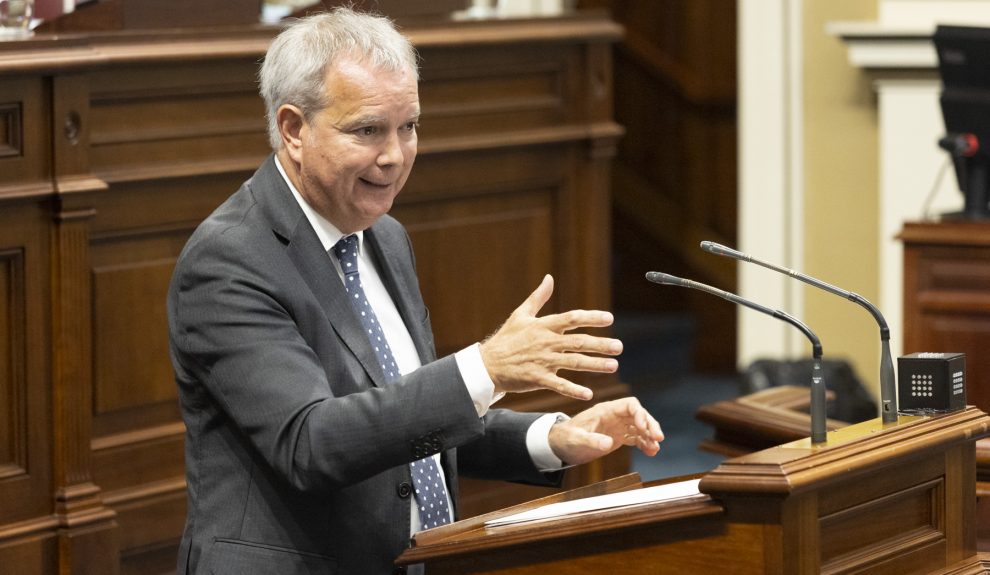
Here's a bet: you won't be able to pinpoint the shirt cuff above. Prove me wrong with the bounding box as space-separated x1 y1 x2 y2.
454 343 504 417
527 413 569 472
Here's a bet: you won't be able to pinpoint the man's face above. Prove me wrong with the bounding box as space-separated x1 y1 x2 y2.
286 57 420 233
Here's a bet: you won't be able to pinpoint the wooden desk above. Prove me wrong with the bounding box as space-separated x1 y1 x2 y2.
901 220 990 552
401 407 990 574
0 13 625 574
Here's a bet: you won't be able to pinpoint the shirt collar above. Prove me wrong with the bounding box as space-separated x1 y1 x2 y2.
275 154 365 254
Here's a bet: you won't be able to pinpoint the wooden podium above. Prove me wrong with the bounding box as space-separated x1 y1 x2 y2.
399 407 990 574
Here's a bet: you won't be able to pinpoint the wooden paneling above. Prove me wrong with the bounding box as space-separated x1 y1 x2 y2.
0 531 58 575
400 188 554 353
901 221 990 553
0 201 55 567
87 60 269 181
92 256 177 413
901 222 990 415
0 14 625 573
579 0 738 372
0 76 50 197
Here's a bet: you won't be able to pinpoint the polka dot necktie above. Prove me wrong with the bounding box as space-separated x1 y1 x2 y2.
331 235 451 531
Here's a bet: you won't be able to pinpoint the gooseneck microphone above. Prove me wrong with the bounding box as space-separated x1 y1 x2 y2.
646 271 827 444
700 241 897 423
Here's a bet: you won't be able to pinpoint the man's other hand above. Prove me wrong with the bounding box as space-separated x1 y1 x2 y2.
549 397 664 466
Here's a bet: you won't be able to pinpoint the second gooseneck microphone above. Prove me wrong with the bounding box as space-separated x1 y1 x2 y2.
700 241 897 423
645 271 828 444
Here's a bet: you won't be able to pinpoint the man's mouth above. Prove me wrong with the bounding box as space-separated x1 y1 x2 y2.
360 178 391 188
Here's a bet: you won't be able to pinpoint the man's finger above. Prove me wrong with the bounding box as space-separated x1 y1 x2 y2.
545 374 593 401
549 352 619 375
516 274 554 317
541 309 614 333
636 435 661 456
553 333 623 355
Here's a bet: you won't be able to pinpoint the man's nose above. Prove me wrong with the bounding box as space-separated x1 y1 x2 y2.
377 131 404 167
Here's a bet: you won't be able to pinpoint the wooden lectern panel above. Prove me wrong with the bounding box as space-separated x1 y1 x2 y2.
400 407 990 574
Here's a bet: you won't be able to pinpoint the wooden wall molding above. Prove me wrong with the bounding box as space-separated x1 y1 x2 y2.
417 123 622 155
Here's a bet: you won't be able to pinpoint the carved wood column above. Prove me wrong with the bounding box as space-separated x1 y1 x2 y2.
49 73 119 575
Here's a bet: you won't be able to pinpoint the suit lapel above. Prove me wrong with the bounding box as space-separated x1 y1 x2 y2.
287 230 391 389
254 156 390 389
365 228 436 366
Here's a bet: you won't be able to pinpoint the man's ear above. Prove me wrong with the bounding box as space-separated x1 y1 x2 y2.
277 104 306 162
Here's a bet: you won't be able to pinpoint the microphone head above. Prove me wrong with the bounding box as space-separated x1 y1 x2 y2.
645 271 681 286
701 240 750 262
700 240 732 256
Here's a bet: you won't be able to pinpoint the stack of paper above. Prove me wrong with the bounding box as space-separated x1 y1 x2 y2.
484 478 702 527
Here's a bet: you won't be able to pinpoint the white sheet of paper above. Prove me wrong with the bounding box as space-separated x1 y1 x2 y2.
484 478 702 527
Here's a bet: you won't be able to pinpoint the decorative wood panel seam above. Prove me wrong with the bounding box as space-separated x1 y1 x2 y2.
0 102 23 158
0 248 26 479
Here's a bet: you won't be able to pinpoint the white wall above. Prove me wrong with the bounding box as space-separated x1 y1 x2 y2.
740 0 990 394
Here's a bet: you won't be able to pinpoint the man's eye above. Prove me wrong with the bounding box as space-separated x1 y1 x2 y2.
404 122 418 132
357 126 377 136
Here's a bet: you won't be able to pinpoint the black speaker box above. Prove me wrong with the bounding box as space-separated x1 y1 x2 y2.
897 352 966 414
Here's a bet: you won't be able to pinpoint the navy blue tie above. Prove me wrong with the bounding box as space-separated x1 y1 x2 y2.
331 235 451 530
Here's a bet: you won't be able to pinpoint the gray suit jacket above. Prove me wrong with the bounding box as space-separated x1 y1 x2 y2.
168 156 558 574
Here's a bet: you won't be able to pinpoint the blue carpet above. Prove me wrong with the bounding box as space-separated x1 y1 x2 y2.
627 374 738 480
613 313 740 481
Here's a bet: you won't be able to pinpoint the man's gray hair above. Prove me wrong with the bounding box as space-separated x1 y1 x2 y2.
258 7 420 150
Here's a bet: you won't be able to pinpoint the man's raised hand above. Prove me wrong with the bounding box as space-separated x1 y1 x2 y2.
478 275 623 401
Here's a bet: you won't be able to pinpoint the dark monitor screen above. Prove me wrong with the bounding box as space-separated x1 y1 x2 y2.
934 25 990 218
935 25 990 89
936 25 990 144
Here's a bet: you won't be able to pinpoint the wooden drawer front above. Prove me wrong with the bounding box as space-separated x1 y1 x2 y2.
0 77 50 197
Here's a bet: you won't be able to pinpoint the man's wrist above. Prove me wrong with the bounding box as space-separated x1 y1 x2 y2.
454 343 500 416
527 413 569 471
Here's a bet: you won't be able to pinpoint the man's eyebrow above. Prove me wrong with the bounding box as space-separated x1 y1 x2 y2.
344 114 387 127
338 111 420 129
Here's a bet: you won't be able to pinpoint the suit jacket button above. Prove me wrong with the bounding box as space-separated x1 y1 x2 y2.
397 481 412 499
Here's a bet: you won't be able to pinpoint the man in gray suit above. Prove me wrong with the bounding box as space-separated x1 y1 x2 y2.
168 8 664 574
